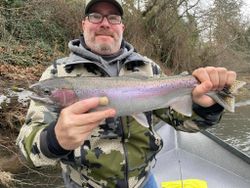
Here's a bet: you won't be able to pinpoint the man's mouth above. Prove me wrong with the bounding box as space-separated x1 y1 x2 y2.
96 34 112 37
95 31 113 38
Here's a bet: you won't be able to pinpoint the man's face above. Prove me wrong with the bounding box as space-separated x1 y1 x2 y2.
82 2 125 55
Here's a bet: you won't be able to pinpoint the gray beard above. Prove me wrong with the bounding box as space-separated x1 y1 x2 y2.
96 44 112 55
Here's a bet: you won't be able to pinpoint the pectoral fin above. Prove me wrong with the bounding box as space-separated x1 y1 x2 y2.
169 95 193 117
132 113 150 128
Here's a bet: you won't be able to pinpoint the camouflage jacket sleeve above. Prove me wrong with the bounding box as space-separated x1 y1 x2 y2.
16 66 63 167
153 103 224 132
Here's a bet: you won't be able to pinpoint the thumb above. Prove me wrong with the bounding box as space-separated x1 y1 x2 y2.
68 97 109 114
192 81 213 98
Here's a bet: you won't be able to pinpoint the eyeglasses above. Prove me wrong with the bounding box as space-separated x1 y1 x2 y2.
86 13 122 25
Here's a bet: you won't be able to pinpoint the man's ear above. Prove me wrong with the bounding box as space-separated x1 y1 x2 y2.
122 23 125 32
82 20 85 32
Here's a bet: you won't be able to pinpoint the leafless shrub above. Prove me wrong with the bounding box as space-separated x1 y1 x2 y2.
0 171 14 188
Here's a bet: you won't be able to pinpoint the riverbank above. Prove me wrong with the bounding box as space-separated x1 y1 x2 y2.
0 63 46 155
0 63 65 188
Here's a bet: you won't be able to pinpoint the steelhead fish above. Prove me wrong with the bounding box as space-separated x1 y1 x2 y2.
29 75 246 127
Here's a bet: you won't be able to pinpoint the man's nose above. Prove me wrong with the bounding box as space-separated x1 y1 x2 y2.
100 17 110 27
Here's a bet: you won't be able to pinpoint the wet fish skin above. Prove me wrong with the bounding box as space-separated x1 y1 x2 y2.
29 75 246 117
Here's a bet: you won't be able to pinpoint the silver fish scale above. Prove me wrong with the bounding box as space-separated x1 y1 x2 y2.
57 76 198 116
30 74 243 115
66 75 198 90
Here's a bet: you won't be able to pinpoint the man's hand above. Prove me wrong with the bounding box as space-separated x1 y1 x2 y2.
192 67 236 107
54 97 116 150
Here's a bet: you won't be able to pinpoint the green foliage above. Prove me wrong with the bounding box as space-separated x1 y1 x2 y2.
122 0 250 73
0 40 56 65
1 0 24 7
123 0 203 73
0 0 249 71
0 0 83 65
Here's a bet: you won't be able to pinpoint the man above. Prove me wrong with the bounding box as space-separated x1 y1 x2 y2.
17 0 236 187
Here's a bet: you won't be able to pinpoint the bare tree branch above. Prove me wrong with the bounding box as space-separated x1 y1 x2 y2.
201 35 240 64
142 0 158 17
165 0 201 33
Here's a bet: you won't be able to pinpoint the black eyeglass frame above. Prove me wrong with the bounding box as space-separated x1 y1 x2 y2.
85 12 122 25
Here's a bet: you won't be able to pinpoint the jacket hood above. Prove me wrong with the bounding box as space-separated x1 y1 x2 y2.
66 37 147 66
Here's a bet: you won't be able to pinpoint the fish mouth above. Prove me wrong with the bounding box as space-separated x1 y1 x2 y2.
29 94 54 105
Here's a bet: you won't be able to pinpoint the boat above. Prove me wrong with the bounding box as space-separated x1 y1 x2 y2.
152 122 250 188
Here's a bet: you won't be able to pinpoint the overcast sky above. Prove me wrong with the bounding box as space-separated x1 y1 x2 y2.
196 0 250 22
242 0 250 20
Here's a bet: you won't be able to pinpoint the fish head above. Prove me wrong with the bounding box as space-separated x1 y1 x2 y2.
29 82 55 104
29 82 77 107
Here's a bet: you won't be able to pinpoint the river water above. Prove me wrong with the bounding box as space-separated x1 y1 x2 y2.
208 99 250 156
207 73 250 157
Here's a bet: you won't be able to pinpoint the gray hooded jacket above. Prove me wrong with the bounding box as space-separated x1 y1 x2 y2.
17 37 224 188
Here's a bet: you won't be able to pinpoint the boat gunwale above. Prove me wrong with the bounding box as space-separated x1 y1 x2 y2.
201 130 250 164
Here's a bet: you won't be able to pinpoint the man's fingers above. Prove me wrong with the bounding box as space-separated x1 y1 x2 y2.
76 108 116 126
206 67 219 90
193 67 233 91
192 67 210 83
192 80 213 98
217 68 227 90
78 122 101 133
68 97 109 114
226 71 237 86
192 67 237 107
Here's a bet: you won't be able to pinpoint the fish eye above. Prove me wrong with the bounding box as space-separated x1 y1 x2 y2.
43 88 51 95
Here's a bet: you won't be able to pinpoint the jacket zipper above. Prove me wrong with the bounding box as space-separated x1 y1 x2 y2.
117 61 129 188
119 117 129 188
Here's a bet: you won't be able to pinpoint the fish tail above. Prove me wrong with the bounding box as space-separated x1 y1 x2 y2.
229 80 247 94
207 80 246 112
